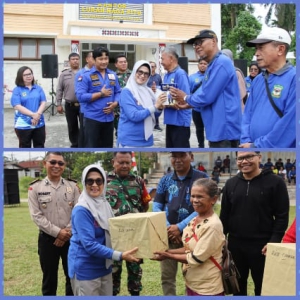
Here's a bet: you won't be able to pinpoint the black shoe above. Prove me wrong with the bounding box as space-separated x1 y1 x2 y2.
154 125 162 132
130 291 140 296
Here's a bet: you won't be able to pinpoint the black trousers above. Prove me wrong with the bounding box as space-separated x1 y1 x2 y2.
192 110 204 148
228 236 266 296
78 112 85 148
209 140 239 148
65 102 80 148
38 232 73 296
84 117 114 148
15 126 46 148
166 125 190 148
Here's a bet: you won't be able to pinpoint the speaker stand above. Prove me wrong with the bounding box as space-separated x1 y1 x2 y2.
43 77 57 120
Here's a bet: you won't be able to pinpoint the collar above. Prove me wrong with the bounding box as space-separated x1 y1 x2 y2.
172 166 194 181
264 61 293 77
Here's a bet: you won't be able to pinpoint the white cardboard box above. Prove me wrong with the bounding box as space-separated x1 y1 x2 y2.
261 243 295 296
109 212 169 259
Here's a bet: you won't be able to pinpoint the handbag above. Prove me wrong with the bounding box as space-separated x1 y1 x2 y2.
210 240 241 295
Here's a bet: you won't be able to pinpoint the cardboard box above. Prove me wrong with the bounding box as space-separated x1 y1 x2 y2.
261 243 295 296
109 212 169 259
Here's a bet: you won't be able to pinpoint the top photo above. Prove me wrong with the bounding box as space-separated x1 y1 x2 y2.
3 3 296 149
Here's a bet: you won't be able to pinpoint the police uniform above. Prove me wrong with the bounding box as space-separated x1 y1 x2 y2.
106 171 151 296
56 68 80 148
28 176 80 296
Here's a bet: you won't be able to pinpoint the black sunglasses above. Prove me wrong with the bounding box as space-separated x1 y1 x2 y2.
47 160 65 166
85 178 104 186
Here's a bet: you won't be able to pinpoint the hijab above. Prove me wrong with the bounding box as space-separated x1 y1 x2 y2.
125 60 156 140
76 164 114 268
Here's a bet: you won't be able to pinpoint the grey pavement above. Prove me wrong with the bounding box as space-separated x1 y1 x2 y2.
3 103 205 149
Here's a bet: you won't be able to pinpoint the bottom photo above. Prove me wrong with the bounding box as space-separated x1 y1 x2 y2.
3 150 296 296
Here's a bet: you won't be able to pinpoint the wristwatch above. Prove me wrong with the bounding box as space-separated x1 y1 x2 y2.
184 95 188 102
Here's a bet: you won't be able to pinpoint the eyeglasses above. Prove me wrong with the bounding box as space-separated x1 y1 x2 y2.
236 154 259 163
85 178 104 186
150 65 156 68
47 160 65 166
193 39 209 48
137 70 150 78
250 68 258 72
23 73 33 77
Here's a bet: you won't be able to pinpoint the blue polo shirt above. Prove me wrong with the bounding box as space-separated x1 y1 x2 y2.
11 85 46 129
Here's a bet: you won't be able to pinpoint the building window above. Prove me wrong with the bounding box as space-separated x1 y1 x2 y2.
182 44 198 61
4 38 55 60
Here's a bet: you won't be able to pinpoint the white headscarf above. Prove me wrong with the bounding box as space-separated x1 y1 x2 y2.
76 164 114 268
125 60 157 140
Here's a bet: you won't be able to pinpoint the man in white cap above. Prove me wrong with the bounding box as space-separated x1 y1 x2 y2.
240 27 295 148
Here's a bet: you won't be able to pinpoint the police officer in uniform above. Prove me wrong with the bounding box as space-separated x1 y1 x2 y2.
56 53 80 148
28 152 80 296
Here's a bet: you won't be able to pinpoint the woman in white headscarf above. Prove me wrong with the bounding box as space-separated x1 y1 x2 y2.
68 164 139 296
117 60 167 147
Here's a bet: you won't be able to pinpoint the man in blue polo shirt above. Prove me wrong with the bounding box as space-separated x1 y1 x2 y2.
76 47 121 148
170 29 242 148
153 151 208 295
161 48 191 148
240 27 295 148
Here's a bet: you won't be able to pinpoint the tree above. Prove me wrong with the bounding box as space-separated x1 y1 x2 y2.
263 4 295 33
223 11 262 62
221 4 254 46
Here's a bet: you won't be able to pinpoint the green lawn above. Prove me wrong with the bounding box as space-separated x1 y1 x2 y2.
3 202 295 296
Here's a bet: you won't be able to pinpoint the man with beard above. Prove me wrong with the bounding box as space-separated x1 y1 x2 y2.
220 151 289 295
170 30 242 148
153 152 208 295
76 47 121 148
106 152 151 296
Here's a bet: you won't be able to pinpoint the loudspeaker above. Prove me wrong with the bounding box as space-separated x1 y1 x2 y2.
4 169 20 205
41 54 58 78
178 56 189 74
234 59 248 77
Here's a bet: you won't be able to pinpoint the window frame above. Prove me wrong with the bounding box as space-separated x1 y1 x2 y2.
4 37 55 60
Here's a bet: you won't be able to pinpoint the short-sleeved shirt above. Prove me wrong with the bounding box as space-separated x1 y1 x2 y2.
153 167 208 229
28 177 80 237
106 171 151 216
11 85 46 129
56 68 78 105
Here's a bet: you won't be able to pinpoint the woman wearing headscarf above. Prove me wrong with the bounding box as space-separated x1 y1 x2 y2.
245 61 261 94
68 164 139 296
117 60 167 147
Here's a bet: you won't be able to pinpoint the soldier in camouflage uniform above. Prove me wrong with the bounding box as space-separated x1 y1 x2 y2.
106 152 151 296
114 54 132 137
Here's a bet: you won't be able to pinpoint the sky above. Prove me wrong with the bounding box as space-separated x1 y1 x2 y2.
4 151 47 162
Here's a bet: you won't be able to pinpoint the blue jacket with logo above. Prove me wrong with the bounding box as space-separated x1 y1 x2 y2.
186 52 242 142
240 63 295 148
75 66 121 122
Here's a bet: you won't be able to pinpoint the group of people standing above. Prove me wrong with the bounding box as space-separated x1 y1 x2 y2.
9 26 295 149
27 151 293 296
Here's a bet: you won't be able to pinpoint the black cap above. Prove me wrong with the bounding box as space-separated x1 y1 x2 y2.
187 29 217 44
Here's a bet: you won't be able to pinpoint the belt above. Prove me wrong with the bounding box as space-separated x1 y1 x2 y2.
66 101 80 107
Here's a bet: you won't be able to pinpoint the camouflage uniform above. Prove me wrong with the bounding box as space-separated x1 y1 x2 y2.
114 70 132 136
106 171 151 295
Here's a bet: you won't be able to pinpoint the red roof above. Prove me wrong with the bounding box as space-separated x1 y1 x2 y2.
18 160 43 169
